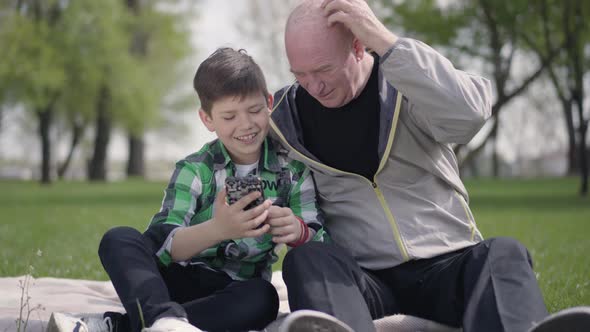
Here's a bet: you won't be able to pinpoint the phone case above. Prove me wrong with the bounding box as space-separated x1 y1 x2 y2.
225 175 265 210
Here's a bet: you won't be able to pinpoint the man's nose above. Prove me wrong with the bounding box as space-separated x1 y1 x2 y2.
307 79 325 96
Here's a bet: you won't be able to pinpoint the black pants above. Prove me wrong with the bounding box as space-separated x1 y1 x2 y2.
98 226 279 332
283 237 549 332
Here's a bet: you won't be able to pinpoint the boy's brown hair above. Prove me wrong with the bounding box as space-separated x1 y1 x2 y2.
193 48 269 115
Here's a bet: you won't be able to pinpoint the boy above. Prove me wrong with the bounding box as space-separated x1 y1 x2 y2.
48 47 329 332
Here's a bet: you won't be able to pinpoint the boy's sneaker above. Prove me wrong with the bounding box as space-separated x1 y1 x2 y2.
142 317 202 332
47 312 113 332
528 306 590 332
278 310 354 332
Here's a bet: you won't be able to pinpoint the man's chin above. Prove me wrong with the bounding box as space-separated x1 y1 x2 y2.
314 92 352 108
319 98 346 109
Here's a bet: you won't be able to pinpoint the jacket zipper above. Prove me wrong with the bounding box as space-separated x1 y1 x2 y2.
269 90 409 261
454 191 477 241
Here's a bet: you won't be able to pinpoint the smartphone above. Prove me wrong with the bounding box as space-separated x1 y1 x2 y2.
225 175 265 210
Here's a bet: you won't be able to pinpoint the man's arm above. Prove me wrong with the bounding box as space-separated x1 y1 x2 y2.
381 38 492 144
322 0 492 144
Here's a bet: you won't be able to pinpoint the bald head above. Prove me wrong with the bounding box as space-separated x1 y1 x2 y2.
286 0 325 33
285 0 352 53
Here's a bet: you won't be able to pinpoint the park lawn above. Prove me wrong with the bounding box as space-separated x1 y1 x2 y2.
0 178 588 312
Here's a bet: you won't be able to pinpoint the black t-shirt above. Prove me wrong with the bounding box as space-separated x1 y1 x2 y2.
296 56 380 179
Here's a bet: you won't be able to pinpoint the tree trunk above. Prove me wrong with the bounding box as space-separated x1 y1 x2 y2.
57 121 84 179
124 0 147 179
578 116 588 196
88 85 112 181
127 134 145 177
491 120 500 177
37 107 53 184
561 99 578 175
565 0 587 196
456 26 560 171
574 93 588 195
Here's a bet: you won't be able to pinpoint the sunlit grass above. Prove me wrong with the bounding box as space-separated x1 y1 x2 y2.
1 177 588 312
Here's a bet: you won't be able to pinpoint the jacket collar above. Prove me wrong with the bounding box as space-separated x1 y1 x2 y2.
270 60 401 161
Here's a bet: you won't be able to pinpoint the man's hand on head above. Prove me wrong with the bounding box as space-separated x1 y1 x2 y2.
321 0 398 56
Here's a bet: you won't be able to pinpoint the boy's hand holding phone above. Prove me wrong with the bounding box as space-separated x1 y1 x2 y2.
211 188 271 240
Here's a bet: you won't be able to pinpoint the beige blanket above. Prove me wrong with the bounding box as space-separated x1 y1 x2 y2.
0 272 457 332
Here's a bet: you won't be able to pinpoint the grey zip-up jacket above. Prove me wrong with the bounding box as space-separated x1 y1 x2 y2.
270 38 493 269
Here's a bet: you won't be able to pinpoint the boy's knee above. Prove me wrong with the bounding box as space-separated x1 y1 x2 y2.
254 279 280 314
98 226 140 256
241 279 279 328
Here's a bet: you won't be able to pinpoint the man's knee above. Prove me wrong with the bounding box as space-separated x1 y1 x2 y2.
485 237 533 267
285 241 326 265
283 241 344 274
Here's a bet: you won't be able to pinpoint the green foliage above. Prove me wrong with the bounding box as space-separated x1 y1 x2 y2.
0 0 192 138
373 0 545 65
0 178 588 311
381 0 473 47
57 0 132 121
0 12 65 109
114 1 191 135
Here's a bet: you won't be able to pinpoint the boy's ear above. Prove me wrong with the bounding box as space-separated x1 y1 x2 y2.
267 94 274 111
198 108 215 132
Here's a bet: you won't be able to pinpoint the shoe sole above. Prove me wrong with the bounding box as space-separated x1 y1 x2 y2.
530 307 590 332
279 310 354 332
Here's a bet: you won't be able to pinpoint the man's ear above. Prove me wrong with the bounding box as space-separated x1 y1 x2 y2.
198 108 215 132
267 94 274 112
352 38 366 61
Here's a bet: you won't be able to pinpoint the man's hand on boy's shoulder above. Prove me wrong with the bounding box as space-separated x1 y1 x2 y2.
266 206 302 244
211 188 272 241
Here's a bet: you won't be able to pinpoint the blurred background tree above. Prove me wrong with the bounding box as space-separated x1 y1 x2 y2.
0 0 190 183
0 0 588 196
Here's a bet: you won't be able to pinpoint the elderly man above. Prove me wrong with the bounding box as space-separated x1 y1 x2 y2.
271 1 588 332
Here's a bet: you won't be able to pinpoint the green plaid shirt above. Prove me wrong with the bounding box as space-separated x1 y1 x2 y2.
146 137 329 281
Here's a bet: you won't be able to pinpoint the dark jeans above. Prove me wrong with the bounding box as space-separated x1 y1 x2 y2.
98 226 279 332
283 238 549 332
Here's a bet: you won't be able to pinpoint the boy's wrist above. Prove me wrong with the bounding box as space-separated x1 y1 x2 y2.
287 216 309 247
205 218 226 243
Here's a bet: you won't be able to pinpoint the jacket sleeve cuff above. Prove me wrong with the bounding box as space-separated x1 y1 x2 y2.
379 37 407 64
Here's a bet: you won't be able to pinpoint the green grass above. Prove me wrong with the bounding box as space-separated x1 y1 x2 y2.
1 178 588 312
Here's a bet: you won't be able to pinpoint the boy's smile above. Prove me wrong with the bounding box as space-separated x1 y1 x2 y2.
200 93 272 164
234 132 259 144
